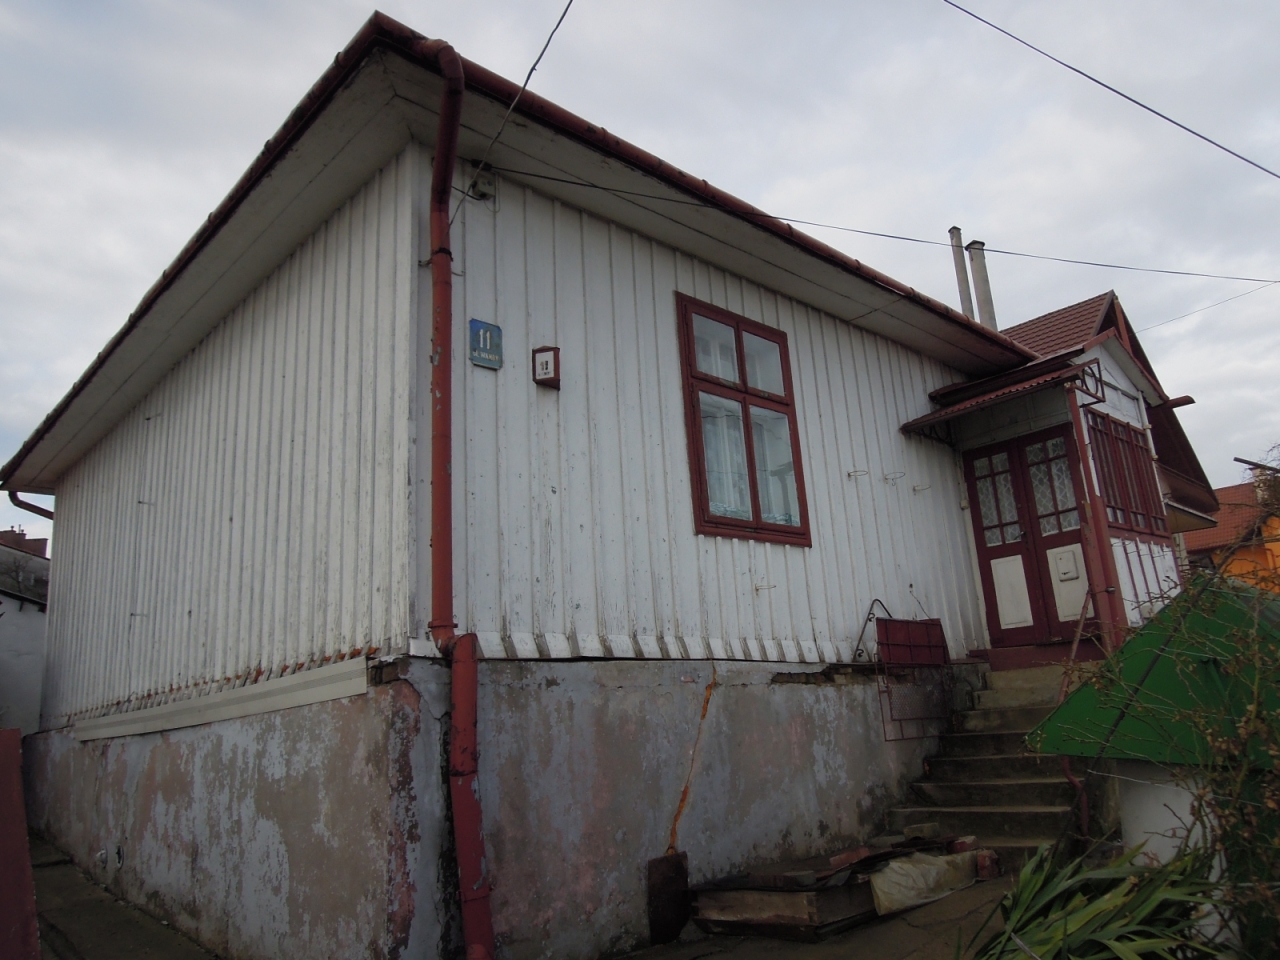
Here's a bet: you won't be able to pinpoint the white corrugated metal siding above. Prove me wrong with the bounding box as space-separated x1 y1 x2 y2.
1112 536 1180 626
43 150 417 725
448 174 985 662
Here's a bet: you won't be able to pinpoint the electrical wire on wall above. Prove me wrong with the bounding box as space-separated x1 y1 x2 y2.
484 166 1279 286
452 0 577 220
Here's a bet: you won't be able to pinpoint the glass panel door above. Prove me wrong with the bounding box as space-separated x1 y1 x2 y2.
964 426 1090 647
965 440 1048 647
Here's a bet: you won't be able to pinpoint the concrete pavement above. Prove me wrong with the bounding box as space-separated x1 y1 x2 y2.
29 834 216 960
28 829 1010 960
624 876 1013 960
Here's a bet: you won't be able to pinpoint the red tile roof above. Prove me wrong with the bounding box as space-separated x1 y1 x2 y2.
1183 482 1270 553
1001 293 1111 358
0 528 47 559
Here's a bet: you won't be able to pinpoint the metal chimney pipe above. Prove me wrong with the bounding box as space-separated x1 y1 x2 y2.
948 226 975 320
965 240 998 331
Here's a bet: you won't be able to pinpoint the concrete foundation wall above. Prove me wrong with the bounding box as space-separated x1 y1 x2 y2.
23 678 451 960
23 658 930 960
475 659 931 960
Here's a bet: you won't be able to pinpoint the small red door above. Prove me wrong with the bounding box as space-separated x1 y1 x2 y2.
964 427 1090 646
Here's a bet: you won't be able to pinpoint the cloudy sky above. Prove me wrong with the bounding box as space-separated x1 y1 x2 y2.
2 0 1278 546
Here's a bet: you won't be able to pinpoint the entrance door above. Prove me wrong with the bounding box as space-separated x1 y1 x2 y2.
964 427 1092 647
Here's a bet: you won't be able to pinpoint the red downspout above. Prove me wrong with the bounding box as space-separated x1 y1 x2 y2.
7 492 53 522
419 40 497 960
1065 385 1124 652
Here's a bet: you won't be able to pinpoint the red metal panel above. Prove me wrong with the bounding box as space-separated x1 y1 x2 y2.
0 729 39 960
875 617 949 665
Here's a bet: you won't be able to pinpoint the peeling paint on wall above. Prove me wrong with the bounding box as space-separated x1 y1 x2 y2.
474 659 932 960
22 682 448 960
24 657 932 960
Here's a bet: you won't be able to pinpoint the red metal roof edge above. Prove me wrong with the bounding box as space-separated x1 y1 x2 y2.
928 350 1082 405
902 362 1093 434
1 11 1033 490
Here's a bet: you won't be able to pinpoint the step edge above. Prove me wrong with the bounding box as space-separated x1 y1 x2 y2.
889 806 1075 814
930 758 1068 765
914 778 1074 787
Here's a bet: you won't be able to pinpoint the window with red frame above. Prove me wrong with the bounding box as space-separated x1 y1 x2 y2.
1086 410 1168 534
675 295 810 545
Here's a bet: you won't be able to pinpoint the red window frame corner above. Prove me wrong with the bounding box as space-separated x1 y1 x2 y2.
1085 409 1169 539
674 292 812 547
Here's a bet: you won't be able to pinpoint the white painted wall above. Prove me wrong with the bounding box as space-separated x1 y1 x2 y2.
441 170 985 663
40 143 992 726
1078 343 1181 623
1112 537 1180 625
42 149 417 727
1115 759 1203 863
1085 344 1146 427
0 590 45 734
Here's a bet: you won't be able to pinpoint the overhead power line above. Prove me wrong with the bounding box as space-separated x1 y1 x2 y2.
454 0 577 220
486 166 1280 284
1136 280 1280 332
940 0 1280 183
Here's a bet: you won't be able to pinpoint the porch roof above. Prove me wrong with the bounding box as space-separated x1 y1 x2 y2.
901 361 1092 436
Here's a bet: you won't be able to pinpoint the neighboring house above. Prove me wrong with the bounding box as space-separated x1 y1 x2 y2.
0 14 1216 960
0 529 49 735
1183 475 1280 589
903 290 1217 669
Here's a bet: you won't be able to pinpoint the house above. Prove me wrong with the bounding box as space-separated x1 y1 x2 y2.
1183 470 1280 589
0 528 49 735
904 290 1218 669
0 13 1215 960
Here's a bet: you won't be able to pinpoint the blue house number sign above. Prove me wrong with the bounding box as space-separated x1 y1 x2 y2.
469 319 503 370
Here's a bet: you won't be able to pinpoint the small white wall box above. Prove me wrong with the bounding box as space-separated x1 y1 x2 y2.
532 346 561 389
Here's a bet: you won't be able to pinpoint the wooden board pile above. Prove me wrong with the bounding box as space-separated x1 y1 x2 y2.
690 831 998 941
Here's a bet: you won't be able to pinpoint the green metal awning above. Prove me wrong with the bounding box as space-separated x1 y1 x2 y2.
1028 579 1280 767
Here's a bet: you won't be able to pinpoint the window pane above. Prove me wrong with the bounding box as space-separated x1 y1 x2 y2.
1029 463 1055 516
1047 437 1066 457
743 332 785 395
1050 457 1077 511
985 528 1002 547
975 477 998 528
1060 509 1080 531
1040 515 1060 536
1003 523 1022 543
992 452 1009 472
693 314 739 383
750 406 801 526
698 392 751 519
973 457 990 477
995 472 1018 524
1026 442 1045 464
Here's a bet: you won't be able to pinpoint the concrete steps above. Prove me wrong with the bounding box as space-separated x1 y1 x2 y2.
956 706 1054 733
926 752 1083 782
937 731 1032 757
889 805 1073 840
911 777 1076 807
886 665 1077 869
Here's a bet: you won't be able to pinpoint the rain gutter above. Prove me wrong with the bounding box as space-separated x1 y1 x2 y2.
418 39 497 960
